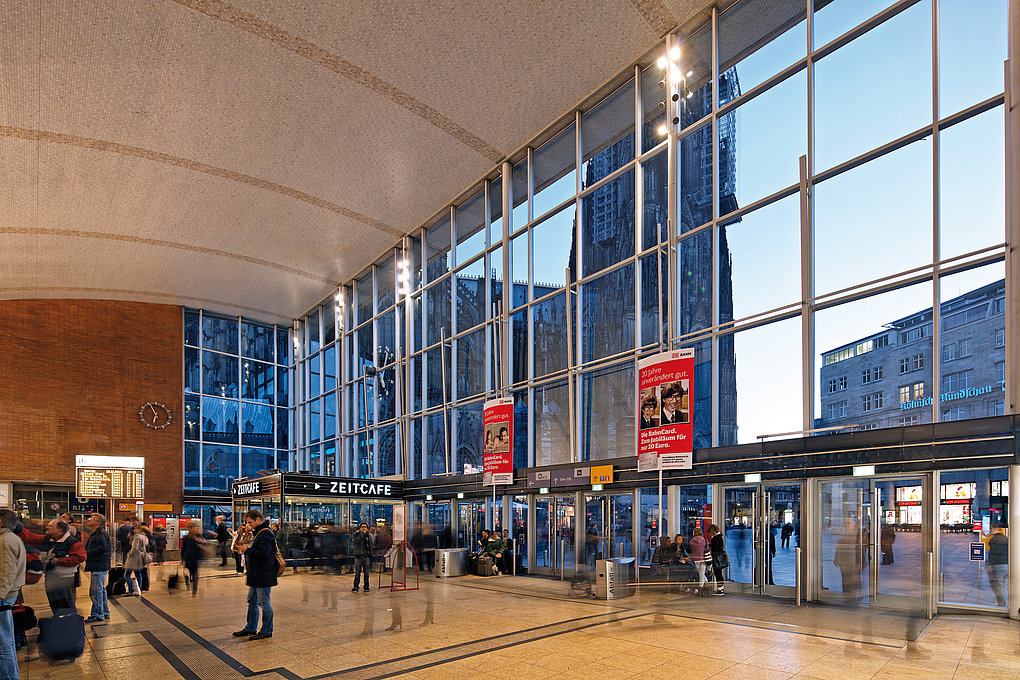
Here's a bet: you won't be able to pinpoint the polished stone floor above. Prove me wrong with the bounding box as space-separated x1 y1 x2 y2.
14 562 1020 679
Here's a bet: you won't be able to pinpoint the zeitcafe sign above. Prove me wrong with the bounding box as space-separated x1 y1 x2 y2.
231 473 403 500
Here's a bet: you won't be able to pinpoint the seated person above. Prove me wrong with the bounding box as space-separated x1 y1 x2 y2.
499 529 513 574
651 535 676 579
484 530 506 575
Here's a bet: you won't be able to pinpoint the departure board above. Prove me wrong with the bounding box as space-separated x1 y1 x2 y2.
76 467 145 499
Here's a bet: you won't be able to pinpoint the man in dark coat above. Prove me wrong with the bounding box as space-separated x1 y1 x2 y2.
232 510 277 640
83 514 112 623
215 515 230 566
116 516 137 565
351 523 372 592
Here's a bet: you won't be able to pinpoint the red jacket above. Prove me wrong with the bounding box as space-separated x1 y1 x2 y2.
19 528 86 569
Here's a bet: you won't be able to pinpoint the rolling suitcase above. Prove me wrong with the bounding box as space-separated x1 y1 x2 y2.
38 610 86 661
476 554 495 576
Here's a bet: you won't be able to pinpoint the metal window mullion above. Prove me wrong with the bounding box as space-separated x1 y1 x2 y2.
710 7 720 447
666 32 678 350
634 63 645 352
802 0 816 433
1006 43 1018 420
502 163 512 397
931 0 942 424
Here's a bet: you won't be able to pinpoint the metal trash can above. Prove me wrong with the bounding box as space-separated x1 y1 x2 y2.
436 548 469 577
595 557 634 599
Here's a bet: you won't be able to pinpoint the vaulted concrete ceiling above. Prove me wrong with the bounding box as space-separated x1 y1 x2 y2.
0 0 701 324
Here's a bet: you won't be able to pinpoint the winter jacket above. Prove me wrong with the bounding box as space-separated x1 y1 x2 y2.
84 528 112 572
352 530 372 558
0 527 27 599
124 534 149 570
245 525 279 588
18 527 85 580
688 536 708 562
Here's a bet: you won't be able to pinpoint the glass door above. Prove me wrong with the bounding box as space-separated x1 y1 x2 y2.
817 476 928 611
722 483 801 597
532 495 576 576
456 500 486 548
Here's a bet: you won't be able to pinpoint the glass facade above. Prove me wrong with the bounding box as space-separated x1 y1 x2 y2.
290 0 1006 473
184 309 293 492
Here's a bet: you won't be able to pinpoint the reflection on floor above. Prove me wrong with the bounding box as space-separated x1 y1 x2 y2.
15 562 1020 679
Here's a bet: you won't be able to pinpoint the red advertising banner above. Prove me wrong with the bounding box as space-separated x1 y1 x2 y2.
483 397 514 485
637 348 694 471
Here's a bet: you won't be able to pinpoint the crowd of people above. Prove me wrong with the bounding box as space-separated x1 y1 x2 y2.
650 524 728 596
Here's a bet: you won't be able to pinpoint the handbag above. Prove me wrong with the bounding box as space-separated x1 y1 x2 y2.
257 528 287 576
143 551 154 565
715 551 730 570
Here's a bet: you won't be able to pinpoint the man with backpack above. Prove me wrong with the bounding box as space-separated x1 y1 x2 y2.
15 519 85 612
0 509 27 680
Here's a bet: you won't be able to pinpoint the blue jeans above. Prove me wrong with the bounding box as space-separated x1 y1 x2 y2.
0 596 18 680
245 587 273 634
353 557 371 590
89 571 109 619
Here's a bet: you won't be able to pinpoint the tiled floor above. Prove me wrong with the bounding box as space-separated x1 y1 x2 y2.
13 562 1020 679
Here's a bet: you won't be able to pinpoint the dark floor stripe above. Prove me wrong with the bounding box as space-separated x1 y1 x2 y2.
140 630 204 680
110 595 138 622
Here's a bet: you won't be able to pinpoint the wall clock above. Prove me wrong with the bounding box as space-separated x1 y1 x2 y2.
138 402 173 429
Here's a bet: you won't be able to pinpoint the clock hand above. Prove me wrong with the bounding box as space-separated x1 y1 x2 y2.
150 404 158 417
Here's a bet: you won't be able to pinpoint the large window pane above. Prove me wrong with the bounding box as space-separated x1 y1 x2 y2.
815 280 934 428
426 277 451 347
323 346 336 393
581 170 635 277
377 424 397 477
184 395 200 441
534 380 571 467
718 0 806 94
677 229 713 337
378 365 396 422
241 321 274 362
184 347 200 394
490 177 503 238
307 352 320 398
640 61 668 153
815 2 932 170
455 190 486 265
690 338 716 448
184 442 200 490
427 217 452 282
511 231 529 304
202 315 237 353
201 351 238 398
241 402 273 447
938 263 1005 423
455 257 486 332
533 292 569 377
675 24 713 130
241 360 274 404
202 397 238 443
276 366 289 407
580 363 635 461
454 402 483 473
640 254 667 348
184 309 200 346
723 194 801 321
322 303 336 346
512 390 529 469
324 391 337 438
532 205 575 287
582 79 635 182
512 159 529 228
720 317 802 445
356 273 373 326
939 0 1006 116
814 138 932 295
642 151 668 250
377 310 395 362
276 407 289 449
242 448 274 479
814 0 898 48
582 264 635 362
720 72 806 215
940 108 1005 260
276 328 289 366
426 412 448 478
426 347 449 408
377 256 395 311
202 444 238 492
308 397 320 445
306 309 320 355
533 123 576 219
456 328 486 400
678 124 713 232
511 309 528 386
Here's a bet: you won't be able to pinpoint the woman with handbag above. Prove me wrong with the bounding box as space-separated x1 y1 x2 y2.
707 524 727 596
124 525 151 596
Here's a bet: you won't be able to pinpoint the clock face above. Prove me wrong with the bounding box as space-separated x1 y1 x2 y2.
138 402 173 429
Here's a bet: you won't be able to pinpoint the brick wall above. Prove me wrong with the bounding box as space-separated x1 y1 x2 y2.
0 300 183 516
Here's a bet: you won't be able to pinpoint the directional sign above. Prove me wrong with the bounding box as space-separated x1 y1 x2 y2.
969 542 986 562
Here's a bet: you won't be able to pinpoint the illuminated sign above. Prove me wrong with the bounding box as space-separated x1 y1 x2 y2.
899 383 1004 410
895 485 922 506
76 467 144 499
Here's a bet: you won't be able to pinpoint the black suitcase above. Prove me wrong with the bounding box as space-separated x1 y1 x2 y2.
38 610 86 661
106 566 127 597
476 554 495 576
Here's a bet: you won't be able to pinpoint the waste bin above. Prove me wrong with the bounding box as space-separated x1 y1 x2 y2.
595 557 634 599
436 548 469 577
